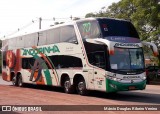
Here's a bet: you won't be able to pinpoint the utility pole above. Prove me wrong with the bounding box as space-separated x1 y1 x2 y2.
70 15 72 20
39 17 42 29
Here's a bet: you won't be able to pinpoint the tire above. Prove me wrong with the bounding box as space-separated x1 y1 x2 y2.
64 78 75 94
17 75 24 87
76 79 88 96
12 76 18 86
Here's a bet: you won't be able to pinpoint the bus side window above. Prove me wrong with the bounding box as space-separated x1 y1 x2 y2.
49 55 82 69
3 60 6 68
8 38 16 50
24 35 35 48
38 31 47 46
2 51 6 68
16 37 24 49
60 25 78 44
22 58 35 69
48 56 59 69
46 28 60 44
77 21 100 39
87 52 106 69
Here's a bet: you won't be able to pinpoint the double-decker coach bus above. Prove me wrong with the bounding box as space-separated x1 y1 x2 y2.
1 17 158 95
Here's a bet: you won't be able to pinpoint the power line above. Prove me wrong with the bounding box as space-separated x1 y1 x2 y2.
0 19 38 39
0 16 85 39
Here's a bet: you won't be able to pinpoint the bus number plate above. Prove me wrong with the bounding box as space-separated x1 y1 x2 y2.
129 86 136 90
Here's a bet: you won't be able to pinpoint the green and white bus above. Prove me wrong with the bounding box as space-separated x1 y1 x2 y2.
1 17 158 95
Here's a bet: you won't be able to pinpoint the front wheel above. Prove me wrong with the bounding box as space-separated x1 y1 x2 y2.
76 79 88 96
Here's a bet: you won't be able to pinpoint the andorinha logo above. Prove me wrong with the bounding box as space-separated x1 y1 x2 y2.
115 43 139 47
123 76 140 79
23 45 60 55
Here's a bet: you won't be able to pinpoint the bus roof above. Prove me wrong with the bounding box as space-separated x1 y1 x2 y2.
75 17 130 23
2 17 130 40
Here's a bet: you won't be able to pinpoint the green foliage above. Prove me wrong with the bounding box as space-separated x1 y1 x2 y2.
0 40 1 73
85 0 160 42
85 0 160 66
143 45 159 66
85 13 96 18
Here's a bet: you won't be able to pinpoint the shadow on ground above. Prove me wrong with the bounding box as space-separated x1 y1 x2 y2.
10 84 160 105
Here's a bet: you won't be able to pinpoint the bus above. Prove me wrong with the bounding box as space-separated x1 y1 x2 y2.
1 17 158 95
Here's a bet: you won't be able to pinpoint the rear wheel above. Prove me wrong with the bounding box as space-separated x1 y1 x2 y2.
12 76 18 86
76 79 88 96
17 74 24 87
64 78 75 94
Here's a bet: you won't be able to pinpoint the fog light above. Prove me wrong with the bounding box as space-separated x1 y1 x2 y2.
109 84 117 89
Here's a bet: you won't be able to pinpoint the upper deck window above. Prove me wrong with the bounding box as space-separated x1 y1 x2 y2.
77 19 139 39
77 20 101 39
60 25 77 43
98 19 139 38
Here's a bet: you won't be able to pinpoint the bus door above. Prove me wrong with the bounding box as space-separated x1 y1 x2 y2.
84 68 95 90
90 51 106 91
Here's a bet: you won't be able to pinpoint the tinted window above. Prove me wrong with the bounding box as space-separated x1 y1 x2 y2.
24 35 35 48
16 37 24 48
98 19 139 38
22 58 35 69
49 55 82 69
22 56 82 69
2 51 6 67
77 20 101 39
47 28 60 44
60 25 78 43
2 39 8 51
16 33 38 48
88 51 106 69
83 42 108 70
38 31 47 46
8 38 16 50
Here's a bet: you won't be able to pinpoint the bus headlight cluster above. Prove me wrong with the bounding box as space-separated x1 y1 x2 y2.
142 76 146 80
107 77 121 82
113 78 121 81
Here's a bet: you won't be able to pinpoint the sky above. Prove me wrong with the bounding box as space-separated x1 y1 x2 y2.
0 0 120 39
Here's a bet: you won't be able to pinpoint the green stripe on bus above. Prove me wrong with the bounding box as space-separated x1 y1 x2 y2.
106 78 146 93
45 55 59 82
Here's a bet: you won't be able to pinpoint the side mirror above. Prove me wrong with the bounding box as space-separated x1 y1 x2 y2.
142 41 159 56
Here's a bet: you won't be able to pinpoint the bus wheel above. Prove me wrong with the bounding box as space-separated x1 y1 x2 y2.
12 76 17 86
17 74 24 87
64 78 75 94
76 79 88 96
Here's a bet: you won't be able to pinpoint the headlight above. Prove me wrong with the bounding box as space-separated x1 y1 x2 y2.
113 78 121 81
142 76 146 80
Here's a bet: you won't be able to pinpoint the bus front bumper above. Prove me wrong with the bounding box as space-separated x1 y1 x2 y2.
106 79 146 93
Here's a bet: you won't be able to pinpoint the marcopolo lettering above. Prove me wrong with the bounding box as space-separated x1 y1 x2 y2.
115 43 139 47
23 45 60 55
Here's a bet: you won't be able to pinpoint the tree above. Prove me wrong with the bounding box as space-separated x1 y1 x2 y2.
85 0 160 66
85 0 160 42
0 40 2 73
85 13 96 18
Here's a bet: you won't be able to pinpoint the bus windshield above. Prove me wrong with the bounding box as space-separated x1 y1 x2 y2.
77 18 139 39
110 48 144 71
98 19 139 38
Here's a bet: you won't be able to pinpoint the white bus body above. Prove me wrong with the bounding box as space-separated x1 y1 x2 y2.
2 18 158 95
